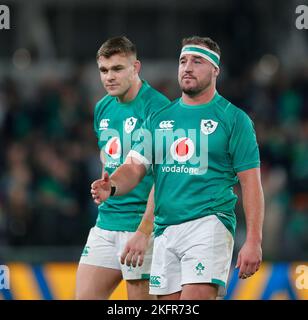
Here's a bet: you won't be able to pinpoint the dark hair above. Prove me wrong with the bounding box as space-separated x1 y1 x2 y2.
182 36 221 56
96 36 137 60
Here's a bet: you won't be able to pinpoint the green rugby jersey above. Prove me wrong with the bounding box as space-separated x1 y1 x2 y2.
94 80 170 231
130 91 260 237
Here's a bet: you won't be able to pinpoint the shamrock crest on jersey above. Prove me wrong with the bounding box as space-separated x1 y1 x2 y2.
125 117 138 133
201 119 218 135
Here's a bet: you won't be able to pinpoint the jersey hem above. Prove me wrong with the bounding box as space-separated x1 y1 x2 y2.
234 161 260 173
95 222 139 232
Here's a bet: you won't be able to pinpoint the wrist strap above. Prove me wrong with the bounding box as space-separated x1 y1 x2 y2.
137 219 153 236
110 185 116 196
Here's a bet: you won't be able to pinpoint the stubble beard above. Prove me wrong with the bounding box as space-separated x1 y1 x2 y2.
181 78 212 97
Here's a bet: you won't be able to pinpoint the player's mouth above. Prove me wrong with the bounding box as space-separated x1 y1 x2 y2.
106 84 119 89
182 75 196 80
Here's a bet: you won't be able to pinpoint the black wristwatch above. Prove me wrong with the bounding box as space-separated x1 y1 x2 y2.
110 185 117 196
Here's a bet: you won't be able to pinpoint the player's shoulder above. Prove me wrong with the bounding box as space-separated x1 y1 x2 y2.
138 80 170 119
149 98 179 122
94 95 116 121
94 94 114 113
140 80 169 103
215 93 252 122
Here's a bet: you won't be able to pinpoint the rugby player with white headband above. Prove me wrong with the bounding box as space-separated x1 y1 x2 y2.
92 36 264 300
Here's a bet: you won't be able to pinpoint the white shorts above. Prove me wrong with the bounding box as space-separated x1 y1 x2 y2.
79 226 153 280
149 215 234 296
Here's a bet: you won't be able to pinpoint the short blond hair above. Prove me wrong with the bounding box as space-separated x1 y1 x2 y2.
96 36 137 60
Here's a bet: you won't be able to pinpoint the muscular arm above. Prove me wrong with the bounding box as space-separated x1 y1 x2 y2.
110 157 147 196
140 185 155 223
91 156 147 204
238 167 264 243
121 186 155 267
236 167 264 279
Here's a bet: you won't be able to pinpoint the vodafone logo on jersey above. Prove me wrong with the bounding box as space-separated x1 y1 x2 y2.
170 137 195 163
105 137 121 159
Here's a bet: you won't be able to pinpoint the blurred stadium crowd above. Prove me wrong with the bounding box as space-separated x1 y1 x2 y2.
0 0 307 262
0 61 308 261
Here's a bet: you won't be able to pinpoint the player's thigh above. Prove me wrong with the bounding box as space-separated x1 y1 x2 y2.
76 227 123 299
180 215 234 298
180 283 218 300
148 234 182 296
79 227 121 270
76 264 122 300
126 279 156 300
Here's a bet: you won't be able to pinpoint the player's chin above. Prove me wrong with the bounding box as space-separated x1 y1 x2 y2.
180 83 197 92
182 86 199 96
105 87 122 96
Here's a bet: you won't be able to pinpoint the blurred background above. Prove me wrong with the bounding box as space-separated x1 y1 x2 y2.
0 0 307 299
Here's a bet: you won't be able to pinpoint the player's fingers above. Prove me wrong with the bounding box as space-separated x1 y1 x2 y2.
255 261 261 272
125 250 134 266
240 262 256 279
244 264 254 278
120 247 130 265
138 253 145 267
103 172 109 182
250 262 260 275
238 262 248 279
246 259 262 277
131 252 139 268
235 253 241 269
91 180 99 189
91 178 106 188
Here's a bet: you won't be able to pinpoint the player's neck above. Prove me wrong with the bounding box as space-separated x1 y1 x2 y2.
182 85 216 106
118 78 142 103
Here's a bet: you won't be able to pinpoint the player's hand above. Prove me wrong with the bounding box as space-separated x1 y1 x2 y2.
120 231 150 267
236 240 262 280
90 172 111 205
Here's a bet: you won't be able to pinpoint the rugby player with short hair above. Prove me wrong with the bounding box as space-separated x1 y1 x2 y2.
91 36 264 300
76 36 170 300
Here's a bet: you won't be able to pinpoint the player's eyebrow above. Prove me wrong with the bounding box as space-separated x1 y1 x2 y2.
179 55 204 62
99 64 124 71
191 55 204 61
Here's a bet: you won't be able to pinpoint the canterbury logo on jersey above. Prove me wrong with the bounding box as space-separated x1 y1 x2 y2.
159 120 175 130
99 119 110 130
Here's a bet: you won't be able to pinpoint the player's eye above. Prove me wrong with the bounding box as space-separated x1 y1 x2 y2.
113 66 124 72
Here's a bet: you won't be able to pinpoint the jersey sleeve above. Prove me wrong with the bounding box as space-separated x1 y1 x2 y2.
93 101 100 139
126 116 154 171
229 110 260 173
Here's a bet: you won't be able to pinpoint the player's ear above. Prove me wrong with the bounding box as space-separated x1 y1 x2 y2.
134 60 141 74
213 67 220 78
